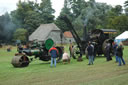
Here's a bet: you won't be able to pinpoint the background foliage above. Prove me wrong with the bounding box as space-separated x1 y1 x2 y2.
0 0 128 44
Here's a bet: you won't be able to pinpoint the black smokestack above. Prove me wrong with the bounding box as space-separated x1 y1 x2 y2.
83 23 87 41
82 0 97 41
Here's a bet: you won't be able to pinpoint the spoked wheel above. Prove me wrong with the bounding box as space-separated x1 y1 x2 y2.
72 45 81 59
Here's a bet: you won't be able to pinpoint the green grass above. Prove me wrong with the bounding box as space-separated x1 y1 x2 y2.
0 46 128 85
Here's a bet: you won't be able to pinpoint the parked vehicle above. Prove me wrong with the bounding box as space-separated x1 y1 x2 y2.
11 39 63 67
61 16 116 60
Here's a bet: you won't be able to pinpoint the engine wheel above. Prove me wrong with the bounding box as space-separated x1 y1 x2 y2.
56 46 64 62
72 45 81 59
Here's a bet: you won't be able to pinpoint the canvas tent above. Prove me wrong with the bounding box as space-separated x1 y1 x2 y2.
29 23 66 44
115 31 128 44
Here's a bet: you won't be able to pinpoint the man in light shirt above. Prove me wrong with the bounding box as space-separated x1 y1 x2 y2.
62 52 70 64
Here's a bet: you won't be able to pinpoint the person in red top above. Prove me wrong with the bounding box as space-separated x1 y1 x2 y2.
49 46 58 67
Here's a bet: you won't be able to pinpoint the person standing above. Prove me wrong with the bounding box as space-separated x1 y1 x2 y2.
87 42 94 65
91 43 95 61
17 44 23 53
105 42 112 61
49 45 58 67
113 42 118 62
116 43 125 66
69 40 73 57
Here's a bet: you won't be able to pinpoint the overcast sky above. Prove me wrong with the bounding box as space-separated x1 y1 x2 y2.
0 0 126 17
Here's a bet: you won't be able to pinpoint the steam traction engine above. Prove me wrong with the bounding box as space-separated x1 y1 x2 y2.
11 39 63 67
61 16 116 60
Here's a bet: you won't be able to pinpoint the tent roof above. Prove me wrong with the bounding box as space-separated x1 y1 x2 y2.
29 23 60 41
115 31 128 40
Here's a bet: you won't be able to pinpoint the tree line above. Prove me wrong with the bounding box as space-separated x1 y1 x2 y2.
0 0 128 44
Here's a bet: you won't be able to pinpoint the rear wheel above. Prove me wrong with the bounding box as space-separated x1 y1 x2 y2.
72 45 81 59
56 46 64 62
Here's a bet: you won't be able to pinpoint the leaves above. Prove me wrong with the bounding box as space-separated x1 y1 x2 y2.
1 0 128 44
11 0 55 34
107 15 128 33
13 28 28 43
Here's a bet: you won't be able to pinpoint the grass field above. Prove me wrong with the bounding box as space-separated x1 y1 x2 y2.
0 46 128 85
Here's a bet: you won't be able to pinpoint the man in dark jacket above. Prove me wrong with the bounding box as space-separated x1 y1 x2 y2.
49 46 58 67
105 42 112 61
87 42 94 65
116 43 125 66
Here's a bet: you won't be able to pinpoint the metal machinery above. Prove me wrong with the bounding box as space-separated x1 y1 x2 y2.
61 16 116 60
11 39 64 67
61 16 87 61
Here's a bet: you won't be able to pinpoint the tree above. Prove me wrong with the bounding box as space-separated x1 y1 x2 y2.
124 0 128 7
11 0 40 28
74 1 112 31
11 0 32 28
56 0 113 37
111 5 123 16
24 11 43 34
55 0 87 32
107 15 128 33
124 0 128 16
11 0 55 35
13 28 28 43
70 0 87 18
39 0 55 23
55 0 73 32
124 7 128 16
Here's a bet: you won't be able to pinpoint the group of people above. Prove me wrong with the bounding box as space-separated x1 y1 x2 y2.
113 42 125 66
49 45 70 67
49 42 95 67
48 41 126 67
87 41 126 66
